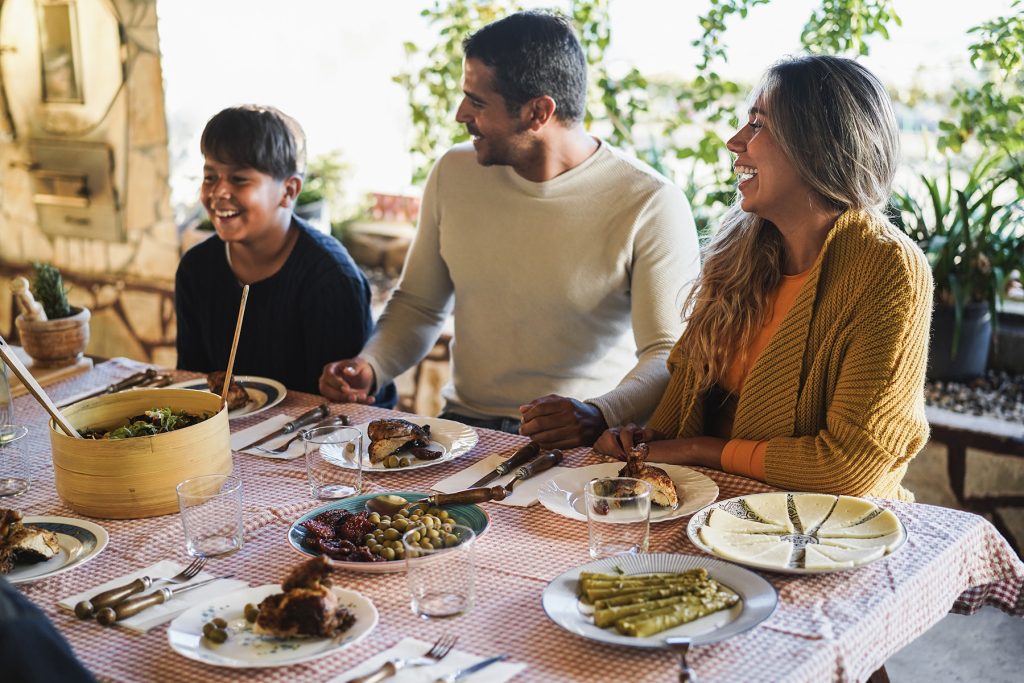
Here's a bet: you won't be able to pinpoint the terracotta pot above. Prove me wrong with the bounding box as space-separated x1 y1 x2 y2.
15 306 91 368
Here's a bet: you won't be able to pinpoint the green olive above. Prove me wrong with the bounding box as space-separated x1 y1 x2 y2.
394 545 406 559
202 622 215 637
206 628 228 644
385 455 400 469
438 510 450 521
408 530 421 543
445 533 459 547
383 528 400 541
420 540 434 550
382 547 396 560
392 517 409 532
368 512 381 524
211 617 227 629
244 604 259 623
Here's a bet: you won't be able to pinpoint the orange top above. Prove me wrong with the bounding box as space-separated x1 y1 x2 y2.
719 270 811 480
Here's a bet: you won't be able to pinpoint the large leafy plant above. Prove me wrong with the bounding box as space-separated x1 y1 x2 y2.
892 155 1024 350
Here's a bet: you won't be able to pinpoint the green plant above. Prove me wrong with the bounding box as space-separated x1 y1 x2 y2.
30 262 72 320
892 155 1024 351
298 151 350 219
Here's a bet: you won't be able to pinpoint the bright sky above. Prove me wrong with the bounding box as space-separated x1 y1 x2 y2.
156 0 1014 216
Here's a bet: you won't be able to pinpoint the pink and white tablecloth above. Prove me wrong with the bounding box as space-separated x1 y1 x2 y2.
10 359 1024 682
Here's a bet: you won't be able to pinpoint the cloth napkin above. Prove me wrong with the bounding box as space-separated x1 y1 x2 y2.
328 637 525 682
57 561 248 632
431 453 568 507
230 415 304 459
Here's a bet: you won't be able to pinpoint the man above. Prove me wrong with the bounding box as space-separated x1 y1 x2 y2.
320 10 699 448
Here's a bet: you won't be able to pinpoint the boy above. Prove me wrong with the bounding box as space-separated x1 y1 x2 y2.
175 105 395 405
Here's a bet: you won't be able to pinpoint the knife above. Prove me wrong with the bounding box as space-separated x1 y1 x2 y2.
469 441 541 488
428 449 563 505
55 369 161 407
237 403 329 450
435 654 507 683
94 575 230 626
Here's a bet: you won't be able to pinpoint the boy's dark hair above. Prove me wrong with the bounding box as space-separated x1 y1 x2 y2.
463 10 587 123
200 105 306 179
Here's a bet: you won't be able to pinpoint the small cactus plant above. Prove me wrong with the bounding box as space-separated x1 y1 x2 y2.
30 262 72 320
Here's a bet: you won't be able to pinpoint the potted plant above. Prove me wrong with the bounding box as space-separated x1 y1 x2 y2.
892 154 1024 380
295 152 348 231
12 263 91 368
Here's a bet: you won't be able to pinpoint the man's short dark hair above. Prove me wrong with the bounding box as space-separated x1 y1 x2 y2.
200 105 306 179
463 11 587 123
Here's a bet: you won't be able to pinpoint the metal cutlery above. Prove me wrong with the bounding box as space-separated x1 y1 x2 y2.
252 414 350 455
425 449 563 506
435 654 507 683
75 556 208 618
237 403 329 450
665 636 697 682
349 633 458 683
56 368 170 408
95 575 229 626
469 441 541 488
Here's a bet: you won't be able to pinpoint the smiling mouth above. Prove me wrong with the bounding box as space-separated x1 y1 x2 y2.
212 209 241 219
735 165 758 183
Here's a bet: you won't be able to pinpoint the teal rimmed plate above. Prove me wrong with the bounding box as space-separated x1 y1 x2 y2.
288 491 490 574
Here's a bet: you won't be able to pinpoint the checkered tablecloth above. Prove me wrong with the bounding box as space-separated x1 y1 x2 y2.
10 359 1024 682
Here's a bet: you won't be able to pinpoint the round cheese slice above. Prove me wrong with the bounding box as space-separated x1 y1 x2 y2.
706 508 789 534
699 526 781 548
792 493 837 534
817 530 904 552
817 509 900 539
711 539 794 567
741 493 794 532
817 495 880 532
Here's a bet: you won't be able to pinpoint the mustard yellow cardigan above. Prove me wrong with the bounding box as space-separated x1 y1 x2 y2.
649 209 933 500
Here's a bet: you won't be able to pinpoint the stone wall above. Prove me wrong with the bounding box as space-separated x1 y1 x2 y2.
0 0 176 366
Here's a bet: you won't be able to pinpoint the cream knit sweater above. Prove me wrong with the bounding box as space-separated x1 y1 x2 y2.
649 210 933 500
362 142 700 425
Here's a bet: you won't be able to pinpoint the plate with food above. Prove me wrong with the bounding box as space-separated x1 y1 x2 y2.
287 491 490 574
1 510 109 585
686 492 908 574
537 445 719 523
168 557 377 668
166 373 286 419
542 552 777 649
346 416 478 471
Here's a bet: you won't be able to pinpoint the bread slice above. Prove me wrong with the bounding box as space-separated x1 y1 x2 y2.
706 508 789 534
817 496 879 532
741 493 794 532
792 493 837 534
817 509 901 539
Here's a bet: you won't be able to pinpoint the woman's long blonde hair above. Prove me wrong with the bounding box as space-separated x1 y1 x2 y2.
681 55 900 391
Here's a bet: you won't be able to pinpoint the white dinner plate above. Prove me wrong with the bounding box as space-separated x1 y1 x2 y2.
168 584 378 668
686 493 908 575
537 463 719 523
166 377 286 419
5 516 109 585
542 553 777 648
345 416 479 472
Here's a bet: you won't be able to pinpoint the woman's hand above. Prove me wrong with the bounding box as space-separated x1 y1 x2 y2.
593 423 665 460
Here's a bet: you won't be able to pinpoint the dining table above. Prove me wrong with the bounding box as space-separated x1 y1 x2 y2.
9 357 1024 683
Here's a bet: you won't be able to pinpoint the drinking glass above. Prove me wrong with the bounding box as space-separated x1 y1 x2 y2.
0 360 14 427
304 425 362 499
584 477 652 559
176 474 243 557
403 523 476 619
0 425 30 497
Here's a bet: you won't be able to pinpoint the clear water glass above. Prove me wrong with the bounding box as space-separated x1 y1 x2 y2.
584 477 653 559
304 425 362 499
176 474 243 557
0 425 30 497
404 523 476 619
0 360 14 427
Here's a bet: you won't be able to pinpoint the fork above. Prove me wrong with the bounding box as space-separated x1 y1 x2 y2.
665 637 697 682
349 633 458 683
252 415 350 455
74 556 207 618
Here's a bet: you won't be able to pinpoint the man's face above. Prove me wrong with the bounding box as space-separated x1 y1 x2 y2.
455 57 532 167
200 157 291 243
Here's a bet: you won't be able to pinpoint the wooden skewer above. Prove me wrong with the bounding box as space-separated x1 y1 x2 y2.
0 335 80 438
220 284 249 404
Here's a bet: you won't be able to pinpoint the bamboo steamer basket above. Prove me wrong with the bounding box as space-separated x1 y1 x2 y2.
48 388 232 519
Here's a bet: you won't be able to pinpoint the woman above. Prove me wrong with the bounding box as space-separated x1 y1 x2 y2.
595 55 932 500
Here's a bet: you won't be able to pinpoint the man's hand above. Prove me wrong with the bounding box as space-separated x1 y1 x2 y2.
518 394 607 449
319 357 376 404
593 423 665 459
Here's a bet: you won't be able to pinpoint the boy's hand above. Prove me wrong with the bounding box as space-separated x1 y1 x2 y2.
319 358 376 404
518 394 607 449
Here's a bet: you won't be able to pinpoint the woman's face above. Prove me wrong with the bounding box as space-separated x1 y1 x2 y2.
726 99 813 223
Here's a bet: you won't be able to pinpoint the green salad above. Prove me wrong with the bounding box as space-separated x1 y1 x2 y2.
81 407 209 439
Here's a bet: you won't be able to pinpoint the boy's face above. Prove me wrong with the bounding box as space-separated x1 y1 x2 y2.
201 157 297 243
